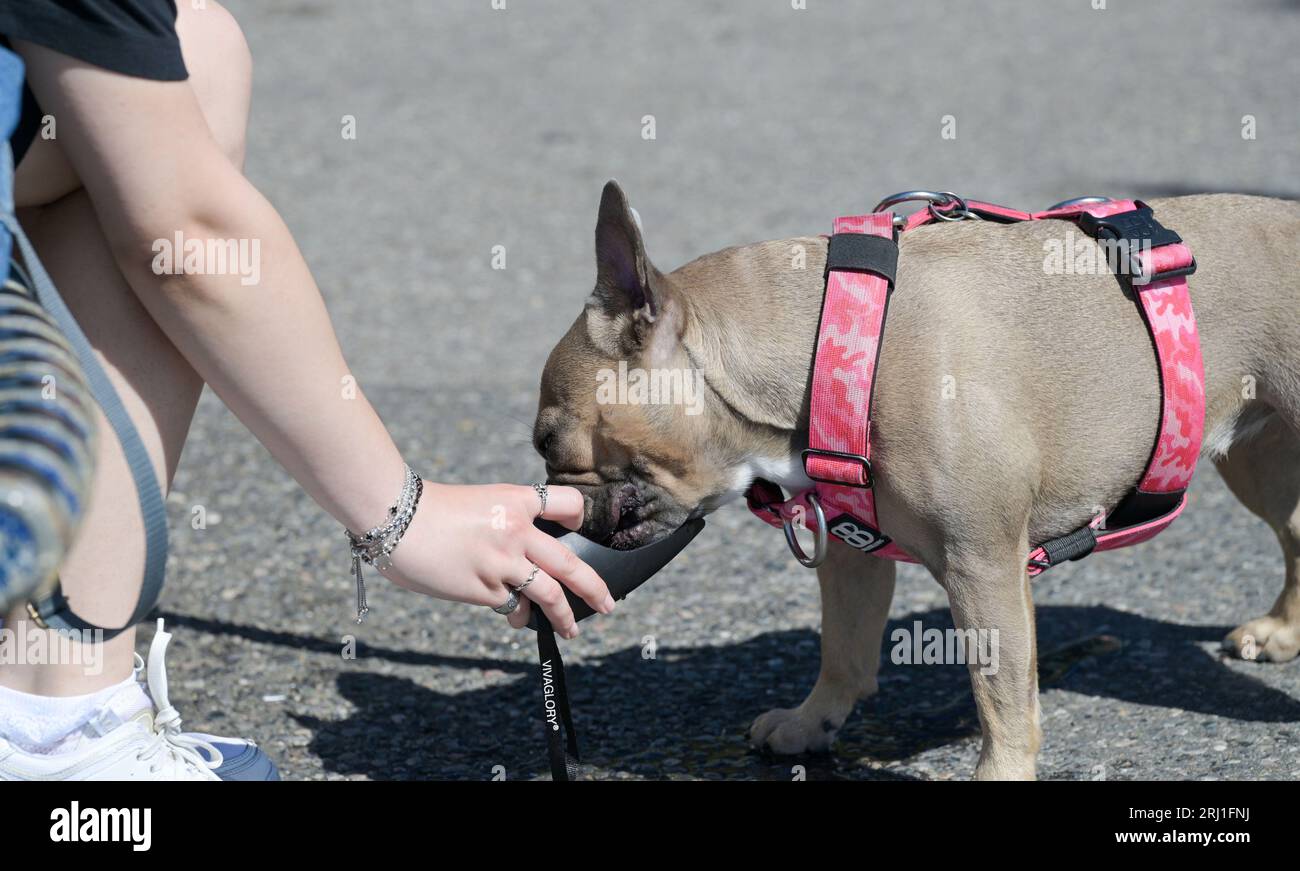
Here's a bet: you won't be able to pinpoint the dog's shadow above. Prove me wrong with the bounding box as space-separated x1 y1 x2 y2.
281 604 1300 781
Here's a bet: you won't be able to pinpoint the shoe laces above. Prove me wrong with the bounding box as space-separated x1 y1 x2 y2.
131 619 223 775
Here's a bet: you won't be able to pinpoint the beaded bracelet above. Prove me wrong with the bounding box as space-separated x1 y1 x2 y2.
345 464 423 623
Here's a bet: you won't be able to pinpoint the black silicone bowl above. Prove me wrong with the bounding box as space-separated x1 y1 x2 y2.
525 517 705 631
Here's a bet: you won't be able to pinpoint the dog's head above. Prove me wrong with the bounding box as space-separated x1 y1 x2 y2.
533 181 762 548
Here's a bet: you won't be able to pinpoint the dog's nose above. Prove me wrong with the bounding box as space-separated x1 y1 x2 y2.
533 428 555 460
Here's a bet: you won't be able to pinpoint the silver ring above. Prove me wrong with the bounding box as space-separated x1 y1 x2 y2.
532 482 549 518
782 493 828 569
872 189 954 213
1044 195 1112 211
491 589 520 615
928 192 973 222
513 564 540 593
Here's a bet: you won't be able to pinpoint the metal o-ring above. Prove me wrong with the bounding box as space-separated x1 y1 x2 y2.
928 191 972 222
783 493 828 569
872 190 953 213
1044 195 1112 212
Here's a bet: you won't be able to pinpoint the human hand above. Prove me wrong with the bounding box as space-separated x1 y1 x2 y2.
379 481 612 639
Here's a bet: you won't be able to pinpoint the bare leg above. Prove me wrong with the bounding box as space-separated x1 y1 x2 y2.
750 542 896 754
1218 413 1300 663
0 188 202 694
0 2 249 695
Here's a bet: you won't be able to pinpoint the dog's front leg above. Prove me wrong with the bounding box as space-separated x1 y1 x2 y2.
750 540 895 755
941 549 1041 780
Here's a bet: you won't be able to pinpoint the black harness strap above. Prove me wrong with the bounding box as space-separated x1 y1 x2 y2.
824 232 898 283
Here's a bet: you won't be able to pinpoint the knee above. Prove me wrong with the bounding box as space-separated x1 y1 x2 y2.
176 0 253 170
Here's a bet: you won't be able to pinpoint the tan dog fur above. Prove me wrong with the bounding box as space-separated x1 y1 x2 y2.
534 181 1300 779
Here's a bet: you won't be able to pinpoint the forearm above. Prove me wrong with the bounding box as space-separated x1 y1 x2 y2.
13 46 406 533
12 35 611 632
115 172 405 532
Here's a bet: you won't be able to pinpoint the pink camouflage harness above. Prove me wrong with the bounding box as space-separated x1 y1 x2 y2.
745 192 1205 575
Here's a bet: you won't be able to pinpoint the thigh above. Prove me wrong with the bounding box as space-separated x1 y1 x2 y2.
17 190 203 629
19 191 203 484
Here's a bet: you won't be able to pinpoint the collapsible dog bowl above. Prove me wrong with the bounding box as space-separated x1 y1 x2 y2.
525 517 705 630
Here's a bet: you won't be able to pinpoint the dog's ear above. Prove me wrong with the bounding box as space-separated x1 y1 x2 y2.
592 180 663 328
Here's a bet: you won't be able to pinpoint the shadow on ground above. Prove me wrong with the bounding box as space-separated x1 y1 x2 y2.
164 605 1300 781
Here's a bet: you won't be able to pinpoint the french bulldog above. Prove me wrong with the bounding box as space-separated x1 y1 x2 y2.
533 180 1300 779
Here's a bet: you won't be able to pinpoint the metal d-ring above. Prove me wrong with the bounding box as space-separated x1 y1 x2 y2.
1044 195 1112 211
872 190 976 228
872 190 954 214
783 492 828 569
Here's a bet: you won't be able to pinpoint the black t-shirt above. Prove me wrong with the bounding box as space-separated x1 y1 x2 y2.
0 0 188 163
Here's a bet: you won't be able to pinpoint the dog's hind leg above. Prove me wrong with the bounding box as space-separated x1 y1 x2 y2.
1217 411 1300 663
749 541 895 755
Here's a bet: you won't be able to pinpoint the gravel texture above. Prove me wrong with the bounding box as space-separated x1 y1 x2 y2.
149 0 1300 780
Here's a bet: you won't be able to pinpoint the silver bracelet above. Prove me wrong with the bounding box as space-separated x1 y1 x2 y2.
346 464 423 624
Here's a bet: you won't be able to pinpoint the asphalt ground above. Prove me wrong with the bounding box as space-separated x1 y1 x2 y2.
148 0 1300 780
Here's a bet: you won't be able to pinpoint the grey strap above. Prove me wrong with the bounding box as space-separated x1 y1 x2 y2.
2 212 168 639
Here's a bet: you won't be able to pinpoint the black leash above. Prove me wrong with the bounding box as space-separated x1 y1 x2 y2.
524 517 704 780
534 613 580 781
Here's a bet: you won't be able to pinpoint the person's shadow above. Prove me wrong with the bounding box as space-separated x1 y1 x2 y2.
258 604 1300 781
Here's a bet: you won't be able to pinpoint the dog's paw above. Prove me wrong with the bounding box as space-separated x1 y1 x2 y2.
1224 615 1300 663
748 705 842 755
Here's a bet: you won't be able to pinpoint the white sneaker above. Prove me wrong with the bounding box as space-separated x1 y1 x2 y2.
136 620 278 781
0 619 275 781
0 710 221 780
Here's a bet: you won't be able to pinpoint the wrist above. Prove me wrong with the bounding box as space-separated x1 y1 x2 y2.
336 455 410 534
343 463 425 624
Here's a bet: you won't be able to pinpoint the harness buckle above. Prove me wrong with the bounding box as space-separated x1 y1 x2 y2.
1076 204 1183 248
1075 203 1197 287
801 447 873 488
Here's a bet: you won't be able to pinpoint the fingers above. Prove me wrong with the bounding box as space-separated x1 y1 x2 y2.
492 482 599 636
506 595 531 630
514 564 579 639
526 529 614 616
536 484 585 531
